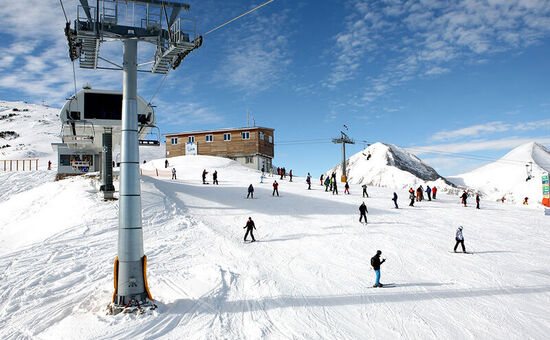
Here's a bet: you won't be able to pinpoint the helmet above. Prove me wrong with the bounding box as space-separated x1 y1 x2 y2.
458 226 463 230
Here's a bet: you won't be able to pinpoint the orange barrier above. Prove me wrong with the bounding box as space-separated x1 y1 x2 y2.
140 168 171 178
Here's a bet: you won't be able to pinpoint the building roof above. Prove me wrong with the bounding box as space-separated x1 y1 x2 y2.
163 126 274 137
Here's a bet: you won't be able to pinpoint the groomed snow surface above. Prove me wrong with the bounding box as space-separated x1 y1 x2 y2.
1 155 550 339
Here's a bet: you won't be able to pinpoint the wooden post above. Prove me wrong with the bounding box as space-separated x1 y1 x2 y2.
17 160 19 171
36 159 38 170
10 160 12 171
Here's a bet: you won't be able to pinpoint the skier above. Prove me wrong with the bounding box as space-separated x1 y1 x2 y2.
476 193 480 209
432 186 437 199
280 167 284 180
367 153 372 160
247 184 254 199
324 177 330 191
524 197 529 205
202 169 208 184
272 180 279 196
409 188 415 206
260 174 264 183
320 174 324 186
362 184 369 198
243 217 256 242
332 180 338 195
344 181 350 194
47 160 52 170
454 226 466 253
392 192 398 209
165 159 169 168
171 167 177 180
416 187 422 202
370 250 386 287
359 202 368 223
289 169 293 182
461 191 468 207
426 186 432 201
213 170 219 185
306 174 311 190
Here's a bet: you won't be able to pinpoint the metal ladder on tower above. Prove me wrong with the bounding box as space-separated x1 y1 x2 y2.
80 37 100 69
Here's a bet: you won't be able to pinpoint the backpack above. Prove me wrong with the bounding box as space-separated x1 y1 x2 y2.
370 256 376 267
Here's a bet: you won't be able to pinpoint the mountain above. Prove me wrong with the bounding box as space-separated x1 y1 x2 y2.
448 142 550 204
325 142 455 190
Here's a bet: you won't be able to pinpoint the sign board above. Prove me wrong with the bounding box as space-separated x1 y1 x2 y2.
543 174 550 208
185 142 197 155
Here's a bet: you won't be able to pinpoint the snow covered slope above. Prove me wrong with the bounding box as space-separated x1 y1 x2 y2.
2 154 550 339
449 142 550 204
326 142 454 191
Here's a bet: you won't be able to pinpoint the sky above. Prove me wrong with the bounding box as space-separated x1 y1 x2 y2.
1 0 550 177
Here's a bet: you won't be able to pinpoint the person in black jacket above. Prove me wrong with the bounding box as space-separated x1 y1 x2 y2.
247 184 254 198
392 192 398 209
475 193 480 209
243 217 256 242
370 250 386 287
461 191 468 207
359 202 368 223
213 170 219 185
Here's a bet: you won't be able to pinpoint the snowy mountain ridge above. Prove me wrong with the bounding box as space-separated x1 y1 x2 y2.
325 142 455 191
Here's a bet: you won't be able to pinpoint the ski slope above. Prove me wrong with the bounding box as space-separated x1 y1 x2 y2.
1 155 550 339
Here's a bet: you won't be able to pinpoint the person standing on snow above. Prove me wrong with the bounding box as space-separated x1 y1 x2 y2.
48 160 52 170
270 167 274 177
261 166 265 176
324 177 330 191
362 184 369 198
172 167 177 180
247 184 254 199
202 169 208 184
213 170 219 185
289 169 293 182
392 192 398 209
476 193 480 209
306 174 311 190
260 174 264 183
332 180 338 195
243 217 256 242
454 226 466 253
432 186 437 199
320 174 324 186
359 201 368 223
461 191 468 207
409 188 415 206
165 159 169 168
344 181 350 194
426 186 432 201
371 250 386 287
272 180 279 196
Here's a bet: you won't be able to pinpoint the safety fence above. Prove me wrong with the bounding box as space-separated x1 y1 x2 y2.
1 159 39 171
140 168 171 178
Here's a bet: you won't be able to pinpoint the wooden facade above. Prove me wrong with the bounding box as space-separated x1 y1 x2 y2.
164 127 274 170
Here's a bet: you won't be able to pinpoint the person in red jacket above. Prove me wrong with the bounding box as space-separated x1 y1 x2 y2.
272 180 279 196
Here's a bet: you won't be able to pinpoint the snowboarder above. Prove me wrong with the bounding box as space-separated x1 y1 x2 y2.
320 174 324 185
461 191 468 207
324 177 330 191
247 184 254 198
243 217 256 242
332 180 338 195
272 181 279 196
171 167 177 180
454 226 466 253
213 170 219 185
476 193 480 209
289 169 293 182
432 186 437 199
202 169 208 184
165 159 169 168
362 184 369 198
392 192 398 209
359 202 368 223
306 174 311 190
426 186 432 201
47 160 52 170
409 188 415 206
371 250 386 287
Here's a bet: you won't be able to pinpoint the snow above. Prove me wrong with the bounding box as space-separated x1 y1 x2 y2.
325 142 454 192
2 154 550 339
449 142 550 204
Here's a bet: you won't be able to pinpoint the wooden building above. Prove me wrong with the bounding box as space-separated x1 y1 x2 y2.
164 127 274 171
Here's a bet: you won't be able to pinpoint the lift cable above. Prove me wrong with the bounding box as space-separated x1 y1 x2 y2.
203 0 276 36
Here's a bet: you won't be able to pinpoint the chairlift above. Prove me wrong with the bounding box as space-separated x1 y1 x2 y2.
139 126 161 146
525 162 533 181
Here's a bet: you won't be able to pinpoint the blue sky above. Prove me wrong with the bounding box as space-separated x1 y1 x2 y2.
1 0 550 177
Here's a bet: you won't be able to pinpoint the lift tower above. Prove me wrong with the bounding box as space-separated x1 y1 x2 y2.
332 131 355 182
65 0 202 312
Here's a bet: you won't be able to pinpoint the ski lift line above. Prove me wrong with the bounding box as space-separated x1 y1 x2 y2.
203 0 276 36
59 0 69 23
148 72 170 104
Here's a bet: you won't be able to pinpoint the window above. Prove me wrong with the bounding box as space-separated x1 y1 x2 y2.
224 133 231 141
170 137 178 145
188 136 195 143
246 156 253 163
205 134 213 142
242 131 250 140
259 131 264 140
268 135 273 143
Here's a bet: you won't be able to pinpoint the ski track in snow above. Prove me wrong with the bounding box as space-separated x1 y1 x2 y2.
1 156 550 339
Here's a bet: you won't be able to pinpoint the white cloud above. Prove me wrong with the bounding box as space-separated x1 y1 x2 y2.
409 137 550 155
431 119 550 142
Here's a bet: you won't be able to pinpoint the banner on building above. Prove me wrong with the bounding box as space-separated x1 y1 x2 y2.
185 142 197 155
542 174 549 208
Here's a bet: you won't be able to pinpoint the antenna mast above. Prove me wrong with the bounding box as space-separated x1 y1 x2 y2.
65 0 202 314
